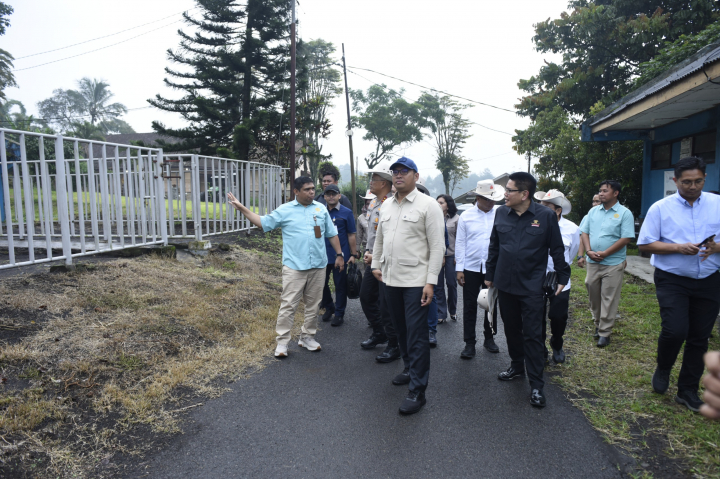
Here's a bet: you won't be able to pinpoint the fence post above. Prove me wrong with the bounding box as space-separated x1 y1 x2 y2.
191 154 201 241
55 136 73 265
156 148 168 245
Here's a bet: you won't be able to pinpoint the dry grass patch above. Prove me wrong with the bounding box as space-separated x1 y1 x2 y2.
0 238 298 478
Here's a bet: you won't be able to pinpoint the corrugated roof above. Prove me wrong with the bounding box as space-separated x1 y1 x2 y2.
588 42 720 127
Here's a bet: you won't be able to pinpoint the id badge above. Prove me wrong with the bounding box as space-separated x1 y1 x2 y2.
314 225 321 238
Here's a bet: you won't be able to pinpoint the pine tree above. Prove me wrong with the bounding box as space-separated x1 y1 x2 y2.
149 0 290 163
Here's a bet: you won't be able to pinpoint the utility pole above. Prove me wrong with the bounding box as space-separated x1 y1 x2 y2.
342 43 357 215
527 151 531 174
289 0 297 200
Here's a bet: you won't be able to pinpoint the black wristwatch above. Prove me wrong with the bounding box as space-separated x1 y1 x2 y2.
336 253 343 258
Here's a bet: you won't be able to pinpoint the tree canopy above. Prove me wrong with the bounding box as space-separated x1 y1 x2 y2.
350 84 423 169
514 0 720 220
0 2 16 101
37 78 134 137
149 0 290 163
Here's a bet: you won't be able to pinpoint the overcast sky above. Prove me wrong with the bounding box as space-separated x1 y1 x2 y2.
4 0 569 178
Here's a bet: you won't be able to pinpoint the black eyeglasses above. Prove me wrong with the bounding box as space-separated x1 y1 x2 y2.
391 168 411 176
505 188 523 194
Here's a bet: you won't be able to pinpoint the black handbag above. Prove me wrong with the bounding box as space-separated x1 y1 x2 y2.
543 271 558 297
346 262 363 299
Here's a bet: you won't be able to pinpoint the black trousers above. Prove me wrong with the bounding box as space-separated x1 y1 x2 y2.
462 270 495 344
542 289 570 353
385 286 431 393
359 265 397 345
655 269 720 392
498 289 545 390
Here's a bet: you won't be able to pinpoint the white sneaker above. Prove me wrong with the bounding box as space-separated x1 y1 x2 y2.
298 336 321 351
275 343 288 357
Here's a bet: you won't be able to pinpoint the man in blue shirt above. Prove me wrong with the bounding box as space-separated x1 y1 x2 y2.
579 180 635 347
638 157 720 413
320 184 357 327
227 177 345 358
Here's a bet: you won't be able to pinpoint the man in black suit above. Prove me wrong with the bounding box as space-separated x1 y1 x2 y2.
485 172 570 408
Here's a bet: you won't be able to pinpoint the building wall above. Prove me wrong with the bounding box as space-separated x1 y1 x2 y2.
641 106 720 217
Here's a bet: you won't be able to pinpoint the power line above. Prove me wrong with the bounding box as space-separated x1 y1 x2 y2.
0 106 153 123
14 7 198 60
344 68 514 136
13 19 185 72
346 65 516 114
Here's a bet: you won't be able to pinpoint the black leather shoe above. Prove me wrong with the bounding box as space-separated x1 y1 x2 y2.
552 348 566 364
460 343 476 359
597 336 611 348
376 345 401 363
483 338 499 353
498 366 526 381
450 314 457 322
392 368 411 385
652 367 671 394
530 389 546 408
675 389 703 413
429 331 437 348
361 333 388 350
593 327 600 339
399 390 426 415
330 315 344 327
321 307 335 322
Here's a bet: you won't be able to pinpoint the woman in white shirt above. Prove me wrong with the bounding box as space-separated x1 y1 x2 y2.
436 195 459 324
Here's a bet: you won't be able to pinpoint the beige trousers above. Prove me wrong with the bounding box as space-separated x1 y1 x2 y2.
276 266 325 345
585 262 625 337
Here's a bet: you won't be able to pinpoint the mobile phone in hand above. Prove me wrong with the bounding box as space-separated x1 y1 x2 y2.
699 234 716 247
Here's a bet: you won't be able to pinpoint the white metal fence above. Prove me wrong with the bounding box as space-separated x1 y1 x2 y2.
0 128 286 270
161 154 285 240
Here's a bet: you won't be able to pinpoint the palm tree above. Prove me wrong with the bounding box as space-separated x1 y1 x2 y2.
67 78 127 129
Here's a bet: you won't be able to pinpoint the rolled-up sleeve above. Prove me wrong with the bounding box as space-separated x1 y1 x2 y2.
425 202 445 285
261 208 284 232
637 205 660 245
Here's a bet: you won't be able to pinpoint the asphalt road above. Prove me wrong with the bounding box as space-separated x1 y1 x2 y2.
135 286 632 478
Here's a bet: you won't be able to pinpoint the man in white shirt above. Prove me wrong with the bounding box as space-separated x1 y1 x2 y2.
536 190 580 364
455 180 504 359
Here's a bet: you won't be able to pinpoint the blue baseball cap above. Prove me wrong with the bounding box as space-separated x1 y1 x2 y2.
389 156 418 173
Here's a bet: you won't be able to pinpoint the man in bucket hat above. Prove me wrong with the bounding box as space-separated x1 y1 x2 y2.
455 180 504 359
372 157 444 415
534 189 580 364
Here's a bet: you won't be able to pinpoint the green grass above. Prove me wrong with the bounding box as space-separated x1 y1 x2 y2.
554 267 720 476
3 188 258 223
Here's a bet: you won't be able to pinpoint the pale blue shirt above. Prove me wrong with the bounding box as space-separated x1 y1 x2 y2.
260 200 338 271
637 192 720 279
579 202 635 266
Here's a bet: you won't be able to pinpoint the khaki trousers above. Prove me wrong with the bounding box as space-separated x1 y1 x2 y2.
585 262 625 337
276 266 325 345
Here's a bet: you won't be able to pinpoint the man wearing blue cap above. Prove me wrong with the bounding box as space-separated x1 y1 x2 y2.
371 157 445 415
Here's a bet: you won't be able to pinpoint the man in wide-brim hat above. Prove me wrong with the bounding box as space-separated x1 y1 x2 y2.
455 179 505 360
534 189 580 364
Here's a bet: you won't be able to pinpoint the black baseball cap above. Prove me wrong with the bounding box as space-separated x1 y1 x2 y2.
324 184 340 194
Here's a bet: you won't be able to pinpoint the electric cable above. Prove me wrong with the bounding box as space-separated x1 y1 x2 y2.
14 7 198 60
13 19 185 72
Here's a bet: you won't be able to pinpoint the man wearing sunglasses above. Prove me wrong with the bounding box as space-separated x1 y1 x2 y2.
484 172 570 408
638 157 720 413
371 157 445 415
